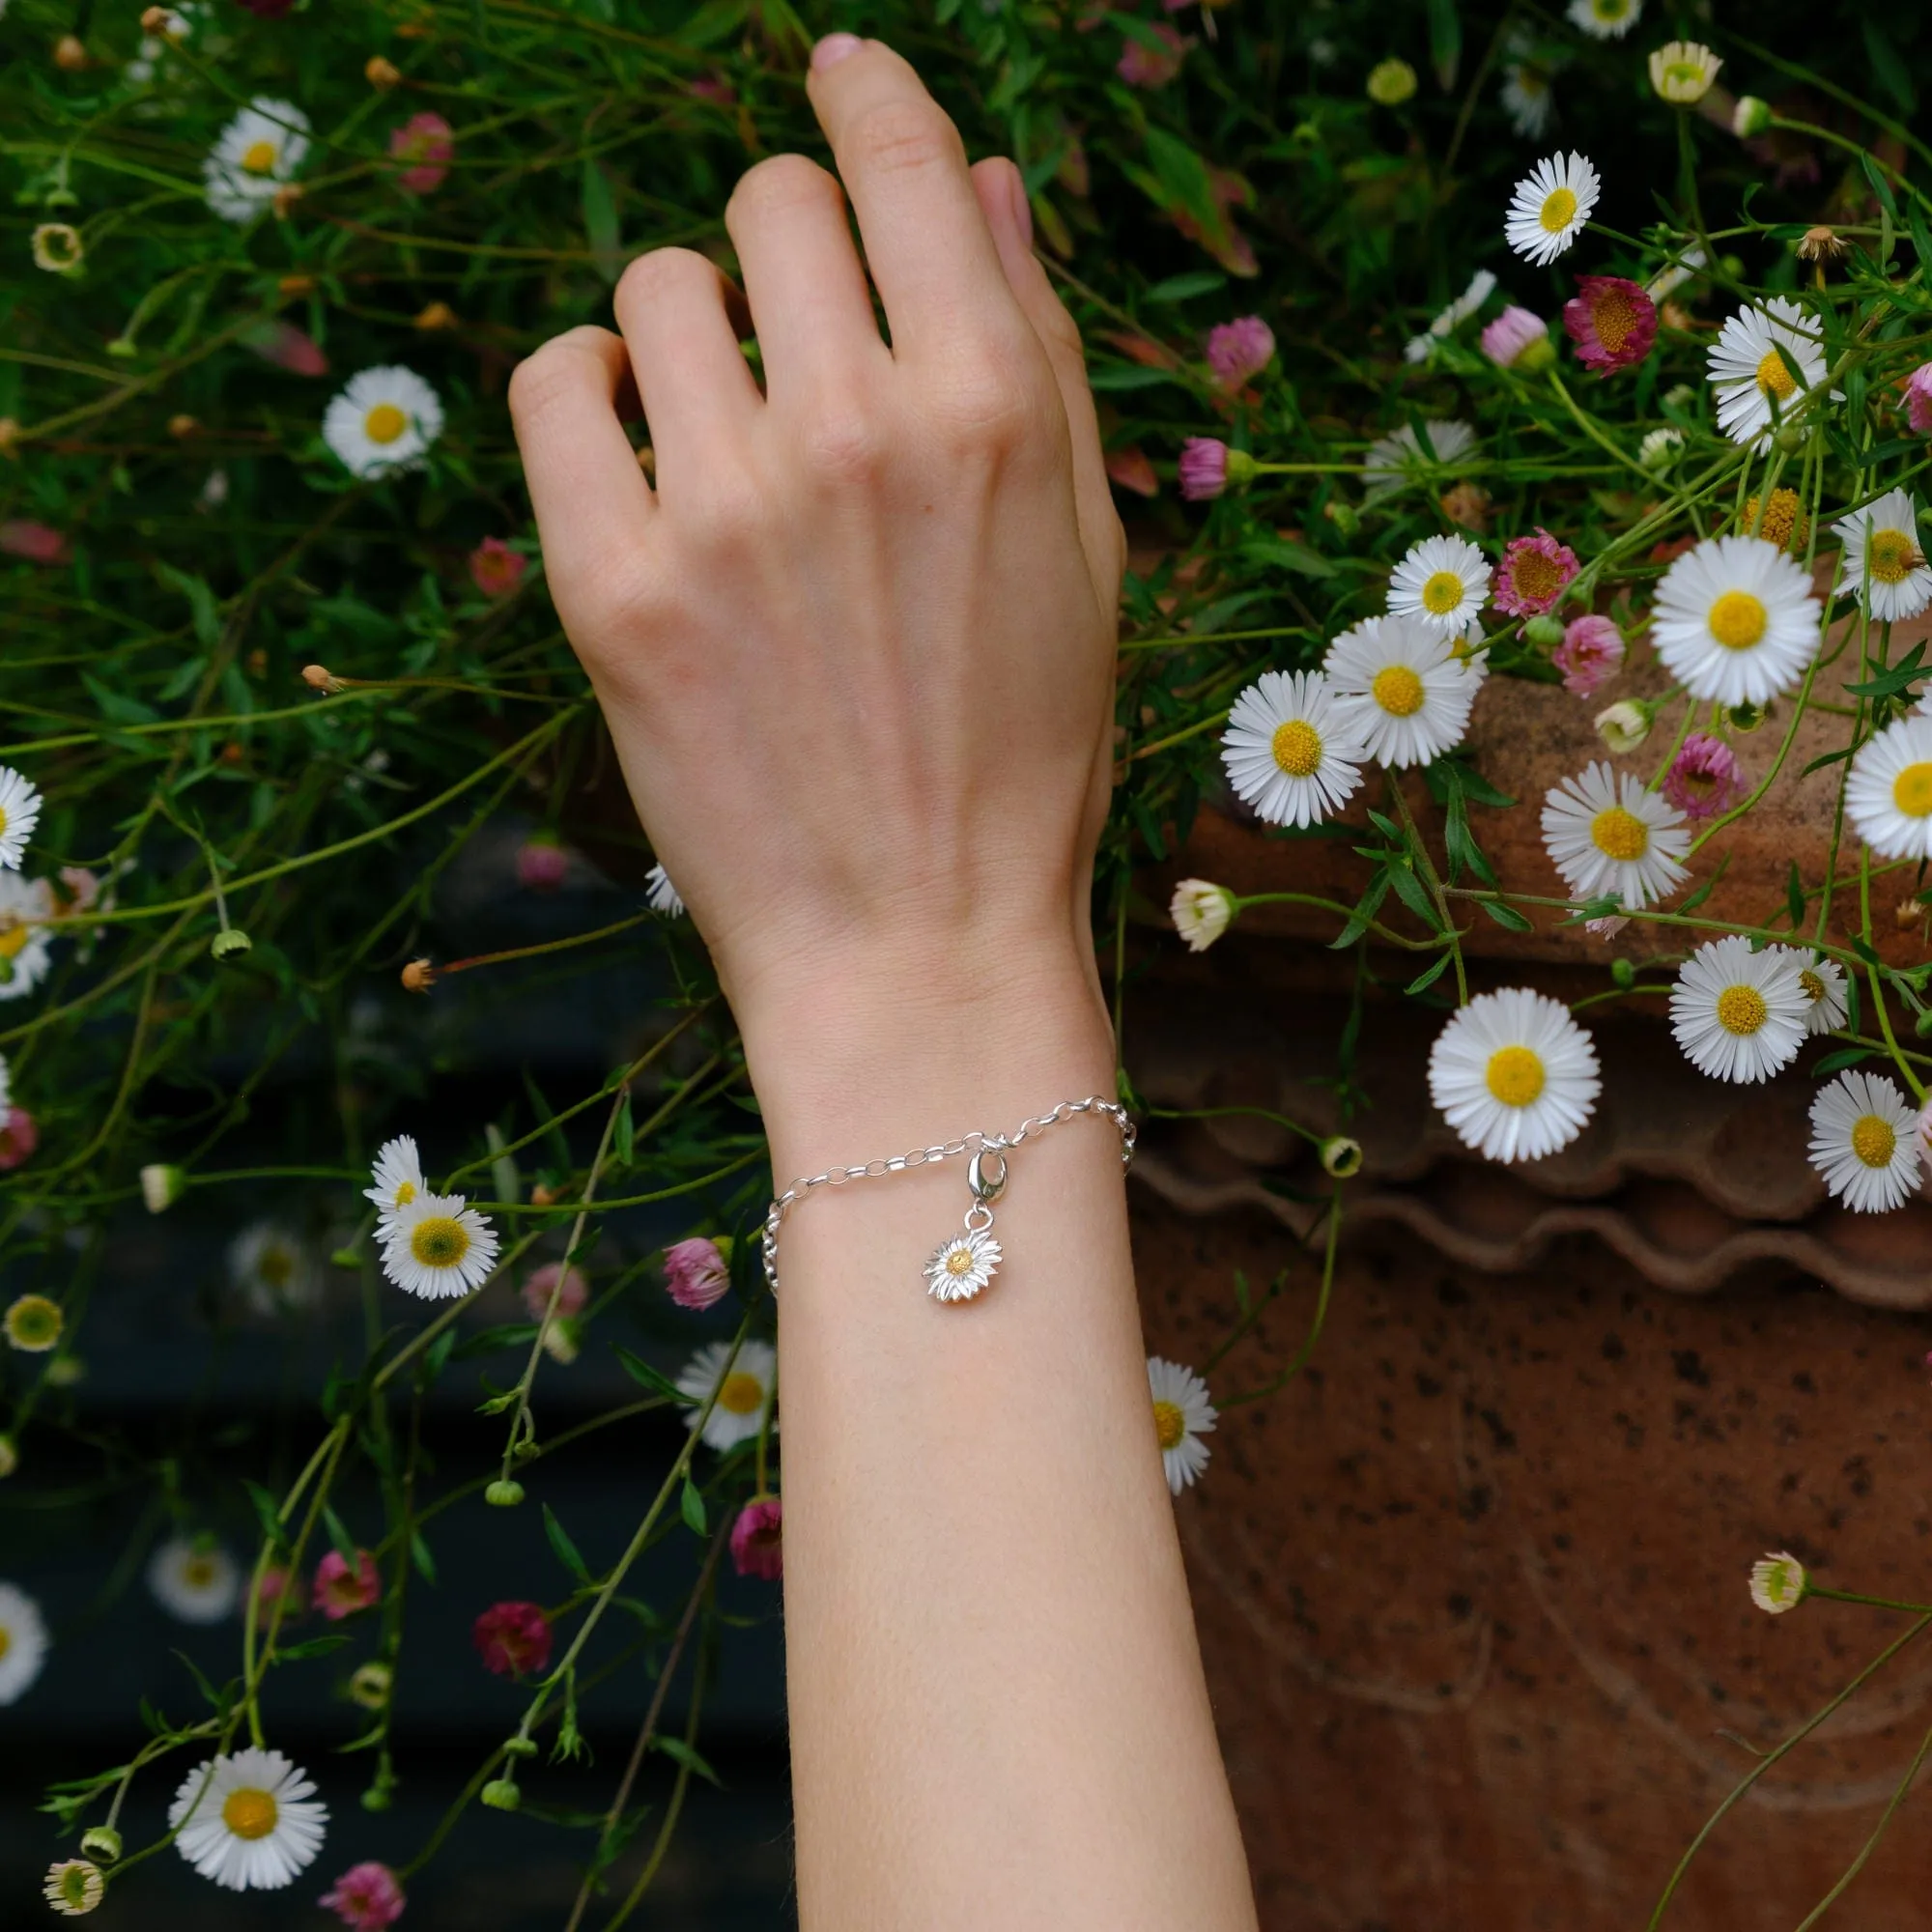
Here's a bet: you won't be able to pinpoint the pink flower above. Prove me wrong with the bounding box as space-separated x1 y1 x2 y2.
664 1236 729 1312
313 1548 381 1621
388 111 454 194
729 1497 783 1581
1552 614 1625 696
473 1600 552 1677
1179 437 1230 500
0 1108 38 1172
687 72 736 105
1905 363 1932 434
1661 732 1746 819
254 1563 297 1617
243 321 329 377
0 521 69 565
1493 529 1579 617
56 867 102 914
1585 915 1631 939
1104 446 1158 497
320 1862 406 1930
515 837 570 894
1205 316 1274 389
1562 276 1658 376
468 536 526 599
1481 305 1548 369
521 1261 587 1321
1117 23 1187 87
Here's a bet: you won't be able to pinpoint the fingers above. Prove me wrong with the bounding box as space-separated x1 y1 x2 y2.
970 156 1126 616
805 36 1030 365
611 247 761 489
508 326 656 612
725 153 886 401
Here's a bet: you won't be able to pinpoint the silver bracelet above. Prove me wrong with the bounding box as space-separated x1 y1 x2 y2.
762 1096 1135 1301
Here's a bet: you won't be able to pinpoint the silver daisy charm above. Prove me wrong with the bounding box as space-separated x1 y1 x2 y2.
923 1147 1009 1303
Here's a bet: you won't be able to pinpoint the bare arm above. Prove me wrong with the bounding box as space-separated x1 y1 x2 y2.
509 35 1257 1931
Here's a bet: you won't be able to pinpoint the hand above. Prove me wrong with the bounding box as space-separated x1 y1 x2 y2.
509 36 1124 1100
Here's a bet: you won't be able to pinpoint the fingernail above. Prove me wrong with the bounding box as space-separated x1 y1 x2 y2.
1009 166 1034 248
811 33 863 71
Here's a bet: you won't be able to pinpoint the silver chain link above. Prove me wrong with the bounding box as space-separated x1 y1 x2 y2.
762 1095 1134 1292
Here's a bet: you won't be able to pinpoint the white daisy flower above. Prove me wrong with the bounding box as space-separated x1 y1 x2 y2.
168 1747 327 1891
363 1134 425 1229
0 871 54 1001
923 1227 1003 1302
321 367 444 478
1706 298 1831 450
0 768 43 870
1388 533 1493 638
1781 950 1849 1036
1148 1355 1216 1494
1170 879 1236 952
1220 669 1370 826
1669 937 1810 1083
43 1859 105 1917
148 1536 242 1625
228 1221 317 1316
1648 39 1721 104
1749 1550 1805 1614
0 1580 48 1704
1568 0 1640 37
1637 426 1685 472
1324 616 1479 769
1808 1069 1921 1213
675 1339 777 1452
1833 488 1932 623
1428 988 1602 1163
645 863 685 917
1845 713 1932 862
1539 762 1690 910
1504 152 1600 267
379 1192 499 1299
1650 535 1822 708
203 99 310 224
1501 62 1555 139
1363 419 1478 496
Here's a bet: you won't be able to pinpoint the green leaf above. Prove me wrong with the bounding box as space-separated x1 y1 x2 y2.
1240 537 1337 580
679 1475 707 1536
1330 871 1390 950
1477 898 1535 932
677 0 748 43
1861 19 1916 113
410 1533 438 1587
653 1736 724 1787
1676 853 1730 916
1812 1047 1873 1076
582 160 623 286
275 1633 352 1662
612 1093 635 1168
1845 642 1926 698
321 1502 359 1571
242 1479 285 1546
1404 952 1454 995
81 672 159 726
615 1347 689 1404
1861 150 1901 215
155 561 222 649
1385 861 1442 931
544 1504 593 1584
1146 270 1227 303
1087 364 1186 393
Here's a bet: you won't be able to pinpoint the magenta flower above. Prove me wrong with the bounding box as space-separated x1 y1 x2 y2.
1205 315 1274 389
254 1563 297 1617
1493 529 1579 617
313 1548 381 1621
1562 276 1658 376
1661 732 1745 819
0 1108 38 1172
320 1862 406 1930
1480 305 1548 369
388 111 454 194
664 1236 729 1312
1905 363 1932 434
1552 614 1625 696
514 838 570 895
243 320 329 377
473 1600 552 1678
1179 438 1230 500
521 1260 587 1321
686 72 736 106
0 521 70 566
468 536 526 599
730 1497 783 1581
1117 23 1187 88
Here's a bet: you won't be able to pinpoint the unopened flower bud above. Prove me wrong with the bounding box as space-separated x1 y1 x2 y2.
1773 421 1806 454
500 1736 540 1757
79 1828 122 1863
529 1182 560 1208
366 54 403 90
301 663 345 694
1731 95 1771 138
414 300 458 331
54 34 88 71
1520 614 1565 648
479 1778 522 1811
1611 957 1637 989
210 928 252 961
1319 1135 1363 1179
1365 57 1416 106
1899 897 1923 930
1169 879 1236 952
484 1479 525 1508
168 413 200 440
140 1164 185 1213
1322 497 1360 538
349 1661 392 1710
1595 699 1653 754
401 957 438 994
0 1434 16 1480
360 1783 393 1812
1727 700 1770 732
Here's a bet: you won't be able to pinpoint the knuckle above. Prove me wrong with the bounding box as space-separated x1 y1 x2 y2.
798 397 888 484
932 354 1043 451
615 245 710 312
1037 298 1086 363
728 152 836 223
846 99 958 179
507 336 594 425
685 464 767 550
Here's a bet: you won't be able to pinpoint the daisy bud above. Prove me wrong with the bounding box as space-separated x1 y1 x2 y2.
1365 57 1417 106
1662 732 1746 818
1322 497 1361 538
167 414 200 440
302 663 345 694
484 1478 525 1508
1898 897 1922 930
1178 438 1230 501
43 1861 103 1917
1903 364 1932 435
53 34 88 71
1205 316 1275 389
321 1860 406 1926
1773 422 1806 455
1520 614 1566 649
1438 482 1492 533
479 1778 522 1811
1648 40 1721 105
1552 614 1626 697
0 1435 15 1478
1731 95 1772 138
210 928 252 960
1595 699 1654 754
414 300 459 331
401 957 438 993
140 1163 185 1213
1319 1135 1363 1179
1169 878 1236 952
1727 700 1770 732
31 224 84 275
529 1182 560 1208
6 1294 64 1353
1748 1549 1805 1613
79 1828 122 1864
1479 305 1550 371
360 1783 393 1814
365 55 404 90
664 1236 730 1312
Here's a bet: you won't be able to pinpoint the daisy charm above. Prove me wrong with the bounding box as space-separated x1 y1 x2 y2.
923 1149 1008 1302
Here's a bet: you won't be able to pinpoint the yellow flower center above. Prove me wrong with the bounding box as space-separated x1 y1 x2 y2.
394 1179 416 1207
0 809 8 838
1662 60 1705 91
1754 348 1798 399
1799 969 1825 1003
363 403 409 445
1744 490 1807 554
944 1244 977 1276
409 1216 469 1268
1588 286 1640 355
1715 984 1768 1036
1539 186 1577 234
1893 762 1932 817
1850 1115 1897 1169
718 1370 764 1415
1593 0 1629 15
1867 527 1920 585
185 1557 216 1588
1707 590 1768 649
1152 1399 1187 1451
0 923 29 961
1421 570 1465 614
1485 1045 1546 1108
1371 665 1426 717
240 139 279 175
259 1245 293 1289
222 1788 279 1840
1590 806 1649 862
1271 718 1323 776
0 1628 11 1660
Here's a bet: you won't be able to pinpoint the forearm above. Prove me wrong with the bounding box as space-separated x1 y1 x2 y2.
747 955 1257 1932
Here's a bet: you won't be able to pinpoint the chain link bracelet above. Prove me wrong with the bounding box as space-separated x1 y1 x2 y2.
762 1096 1135 1300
